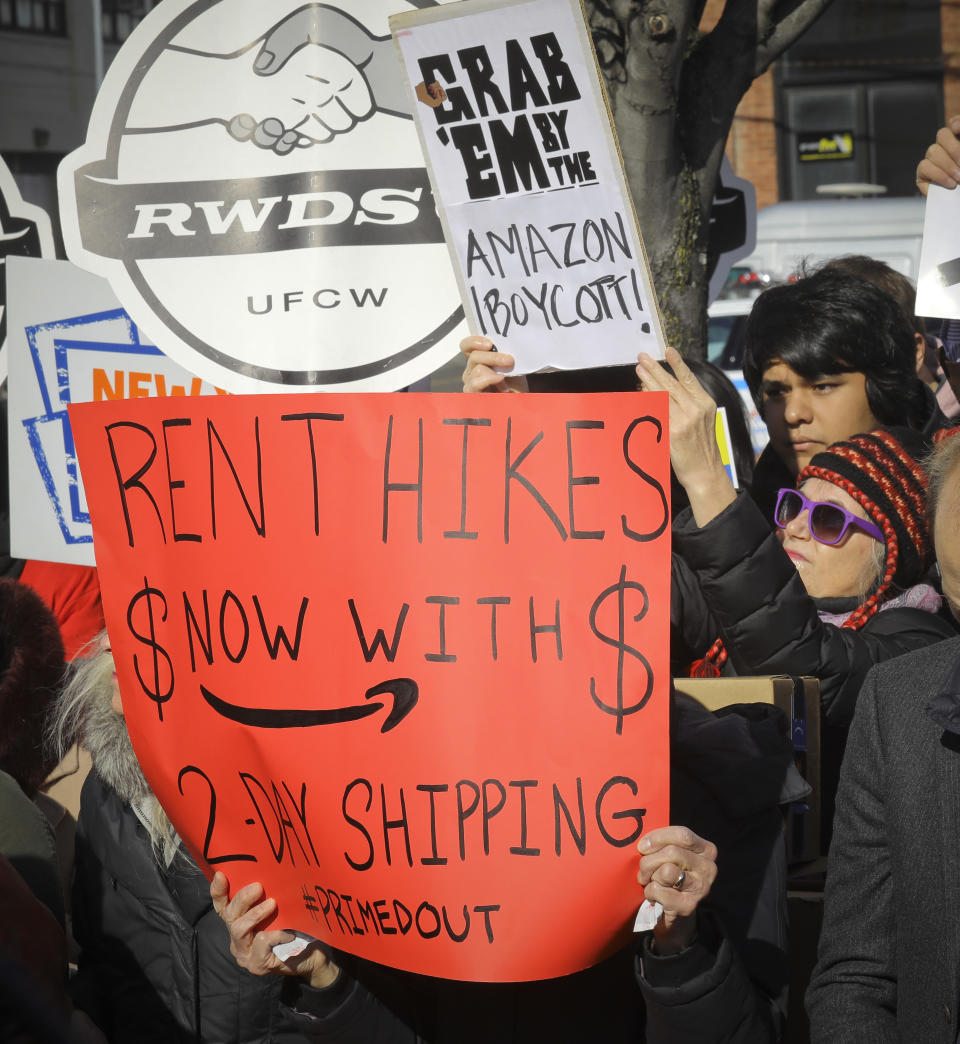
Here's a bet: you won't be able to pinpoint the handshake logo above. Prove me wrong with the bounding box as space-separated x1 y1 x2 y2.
221 5 413 154
59 1 463 393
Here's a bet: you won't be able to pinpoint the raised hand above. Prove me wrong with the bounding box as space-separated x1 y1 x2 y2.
917 118 960 195
636 345 735 526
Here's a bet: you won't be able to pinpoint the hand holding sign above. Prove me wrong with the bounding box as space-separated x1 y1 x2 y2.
636 827 718 955
636 347 736 528
460 335 528 394
916 117 960 195
211 873 340 988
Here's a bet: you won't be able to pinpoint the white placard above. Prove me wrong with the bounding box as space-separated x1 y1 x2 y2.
0 155 56 383
916 186 960 320
392 0 665 374
7 256 224 565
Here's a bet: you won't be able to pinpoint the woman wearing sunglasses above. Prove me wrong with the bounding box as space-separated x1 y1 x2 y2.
638 346 956 726
639 347 958 850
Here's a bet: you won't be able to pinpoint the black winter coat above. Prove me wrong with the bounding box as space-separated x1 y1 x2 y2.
670 493 956 728
670 491 956 846
70 772 308 1044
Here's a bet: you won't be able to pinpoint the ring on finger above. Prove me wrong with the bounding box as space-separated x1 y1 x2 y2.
673 869 686 891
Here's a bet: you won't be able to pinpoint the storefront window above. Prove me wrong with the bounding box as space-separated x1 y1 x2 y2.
102 0 157 44
0 0 64 34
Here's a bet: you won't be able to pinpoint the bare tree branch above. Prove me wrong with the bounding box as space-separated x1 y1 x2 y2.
755 0 835 75
584 0 836 355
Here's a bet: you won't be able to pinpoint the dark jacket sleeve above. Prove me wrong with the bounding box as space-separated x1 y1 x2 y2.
670 552 720 675
635 697 793 1044
805 668 898 1041
637 911 779 1044
281 973 423 1043
673 492 956 726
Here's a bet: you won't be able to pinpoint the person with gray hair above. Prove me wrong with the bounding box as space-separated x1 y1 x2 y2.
807 433 960 1039
48 630 308 1044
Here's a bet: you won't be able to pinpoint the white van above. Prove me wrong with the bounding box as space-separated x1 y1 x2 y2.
737 196 925 283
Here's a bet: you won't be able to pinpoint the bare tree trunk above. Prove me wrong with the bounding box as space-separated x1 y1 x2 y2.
586 0 835 358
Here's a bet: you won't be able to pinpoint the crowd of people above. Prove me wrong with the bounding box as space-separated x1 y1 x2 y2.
5 123 960 1043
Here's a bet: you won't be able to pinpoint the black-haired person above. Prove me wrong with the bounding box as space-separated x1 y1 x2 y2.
741 265 952 523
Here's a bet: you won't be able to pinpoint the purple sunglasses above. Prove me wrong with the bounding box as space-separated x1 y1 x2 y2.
774 488 884 546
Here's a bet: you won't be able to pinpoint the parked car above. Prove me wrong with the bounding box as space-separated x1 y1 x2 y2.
737 196 924 283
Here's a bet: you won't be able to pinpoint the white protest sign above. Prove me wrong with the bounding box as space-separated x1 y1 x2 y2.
391 0 665 374
916 185 960 320
0 155 56 383
58 0 467 393
7 256 224 566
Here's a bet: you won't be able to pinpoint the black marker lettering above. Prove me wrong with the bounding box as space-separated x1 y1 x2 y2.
106 421 166 547
504 418 567 542
381 783 413 868
279 412 345 536
342 778 375 872
382 416 423 544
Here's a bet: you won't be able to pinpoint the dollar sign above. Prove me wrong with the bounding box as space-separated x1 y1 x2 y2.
588 564 653 734
126 577 175 721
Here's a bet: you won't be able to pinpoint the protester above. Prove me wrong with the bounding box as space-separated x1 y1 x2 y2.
740 266 950 521
0 578 66 803
638 346 956 840
805 432 960 1040
210 682 800 1043
0 576 69 937
47 633 308 1044
646 344 954 704
0 849 108 1044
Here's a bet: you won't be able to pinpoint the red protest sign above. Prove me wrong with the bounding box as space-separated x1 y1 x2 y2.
69 391 670 982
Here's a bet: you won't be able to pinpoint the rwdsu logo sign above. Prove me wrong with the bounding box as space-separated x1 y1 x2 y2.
59 0 465 393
